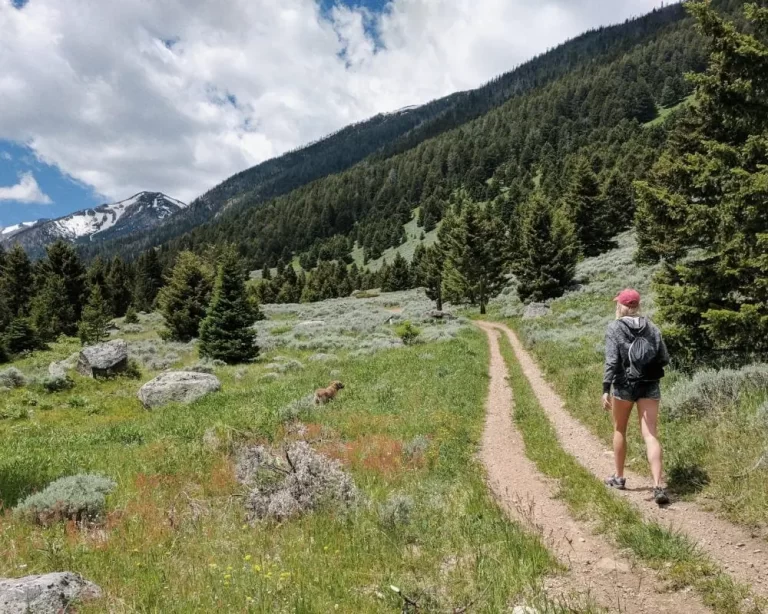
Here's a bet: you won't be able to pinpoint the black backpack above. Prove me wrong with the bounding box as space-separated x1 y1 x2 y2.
623 319 658 382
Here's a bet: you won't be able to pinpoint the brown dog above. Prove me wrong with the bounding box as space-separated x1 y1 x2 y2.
314 381 344 405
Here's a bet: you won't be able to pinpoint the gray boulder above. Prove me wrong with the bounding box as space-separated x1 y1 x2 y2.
76 340 129 378
0 572 102 613
523 303 550 319
138 371 221 408
48 352 80 378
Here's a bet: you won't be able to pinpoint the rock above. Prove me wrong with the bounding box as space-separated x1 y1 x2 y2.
425 310 455 320
0 572 102 613
76 340 129 378
48 352 80 378
138 371 221 408
523 303 550 319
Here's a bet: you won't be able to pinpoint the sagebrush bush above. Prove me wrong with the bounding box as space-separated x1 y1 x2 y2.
378 493 414 530
14 474 117 525
403 435 429 460
41 373 75 393
666 364 768 419
277 395 316 422
239 442 358 522
0 367 26 389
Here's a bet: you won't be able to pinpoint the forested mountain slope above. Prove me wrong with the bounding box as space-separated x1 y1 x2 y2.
89 1 709 266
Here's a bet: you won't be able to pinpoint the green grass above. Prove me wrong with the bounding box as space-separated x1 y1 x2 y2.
644 95 695 128
495 333 759 614
0 325 569 612
351 208 440 272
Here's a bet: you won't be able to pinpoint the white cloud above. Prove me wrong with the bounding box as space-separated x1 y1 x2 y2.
0 151 11 161
0 172 53 204
0 0 664 205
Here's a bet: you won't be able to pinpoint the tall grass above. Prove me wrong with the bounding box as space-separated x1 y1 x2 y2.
0 324 567 612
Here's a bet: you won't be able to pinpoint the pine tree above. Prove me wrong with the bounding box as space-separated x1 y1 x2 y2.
601 169 635 230
36 241 87 326
442 194 507 314
564 157 615 257
634 1 768 363
383 252 412 292
107 256 133 317
78 284 111 346
1 245 34 316
31 276 75 341
3 317 42 356
157 251 214 342
415 244 445 310
199 247 259 363
516 193 579 303
134 249 163 311
124 305 139 324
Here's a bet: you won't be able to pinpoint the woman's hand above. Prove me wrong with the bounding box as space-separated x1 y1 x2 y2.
602 393 612 412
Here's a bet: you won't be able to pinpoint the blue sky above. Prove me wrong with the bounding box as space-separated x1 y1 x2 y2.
0 140 101 227
0 0 664 227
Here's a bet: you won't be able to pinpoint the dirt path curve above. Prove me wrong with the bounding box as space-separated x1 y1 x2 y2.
476 323 709 613
487 321 768 599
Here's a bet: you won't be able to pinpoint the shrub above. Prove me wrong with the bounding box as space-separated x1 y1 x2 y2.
123 359 142 380
14 474 117 525
123 306 139 324
264 359 304 374
665 364 768 419
378 493 414 530
240 442 359 523
121 323 144 334
42 373 75 393
0 367 26 389
0 406 31 421
395 321 421 346
277 395 316 422
403 435 429 460
757 400 768 427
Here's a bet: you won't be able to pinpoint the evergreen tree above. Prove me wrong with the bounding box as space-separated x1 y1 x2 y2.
157 251 214 342
3 317 42 356
601 169 635 230
516 192 579 303
78 284 111 345
36 241 87 325
134 249 163 311
634 1 768 363
107 256 133 317
124 305 139 324
564 157 615 257
415 244 445 311
31 276 76 342
442 194 507 314
383 252 412 292
1 245 34 316
199 247 259 363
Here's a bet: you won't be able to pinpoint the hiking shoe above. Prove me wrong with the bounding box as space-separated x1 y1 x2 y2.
653 487 670 505
604 475 626 490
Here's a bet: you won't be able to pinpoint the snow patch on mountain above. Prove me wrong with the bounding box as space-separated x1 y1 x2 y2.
1 221 35 235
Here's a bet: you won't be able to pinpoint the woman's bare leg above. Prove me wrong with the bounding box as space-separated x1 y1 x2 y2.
637 398 663 487
611 398 633 478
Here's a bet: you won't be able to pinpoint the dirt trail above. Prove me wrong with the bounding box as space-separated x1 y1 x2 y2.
476 323 709 613
487 321 768 599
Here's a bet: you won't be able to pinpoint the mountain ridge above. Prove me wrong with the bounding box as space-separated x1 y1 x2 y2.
2 191 186 258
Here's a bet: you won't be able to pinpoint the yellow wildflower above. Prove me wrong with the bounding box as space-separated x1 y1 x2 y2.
244 555 252 561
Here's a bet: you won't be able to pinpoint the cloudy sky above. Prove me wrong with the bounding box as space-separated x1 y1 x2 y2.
0 0 664 226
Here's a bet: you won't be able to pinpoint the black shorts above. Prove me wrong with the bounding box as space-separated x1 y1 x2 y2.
612 380 661 403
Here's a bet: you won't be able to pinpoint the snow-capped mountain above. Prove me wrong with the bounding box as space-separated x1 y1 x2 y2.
1 192 187 257
0 221 37 239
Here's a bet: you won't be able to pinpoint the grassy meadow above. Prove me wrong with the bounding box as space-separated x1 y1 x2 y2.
489 233 768 531
0 291 570 613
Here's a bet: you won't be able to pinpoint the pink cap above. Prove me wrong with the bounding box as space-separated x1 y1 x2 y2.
614 288 641 308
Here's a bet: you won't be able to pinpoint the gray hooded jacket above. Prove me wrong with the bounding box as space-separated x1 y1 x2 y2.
603 316 669 394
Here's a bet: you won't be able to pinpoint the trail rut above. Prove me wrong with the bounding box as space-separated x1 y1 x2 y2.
487 321 768 600
476 322 709 613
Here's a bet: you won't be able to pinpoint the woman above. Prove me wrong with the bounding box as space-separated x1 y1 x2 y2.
602 288 670 505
